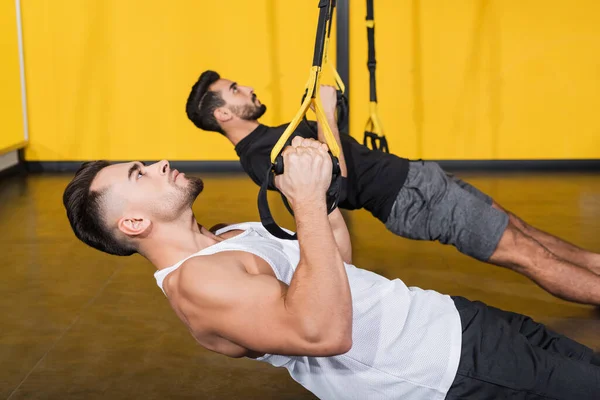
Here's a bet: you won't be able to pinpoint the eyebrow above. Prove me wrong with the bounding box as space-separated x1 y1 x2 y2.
229 82 237 91
127 162 145 180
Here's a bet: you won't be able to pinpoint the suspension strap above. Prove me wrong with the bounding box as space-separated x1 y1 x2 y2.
301 0 349 134
258 0 342 240
363 0 389 152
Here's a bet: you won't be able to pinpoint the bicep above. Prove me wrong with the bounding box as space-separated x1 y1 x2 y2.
181 265 328 357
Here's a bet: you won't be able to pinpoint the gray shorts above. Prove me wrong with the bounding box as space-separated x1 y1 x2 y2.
385 161 509 261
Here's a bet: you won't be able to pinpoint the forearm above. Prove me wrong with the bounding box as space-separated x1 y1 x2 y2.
317 113 348 177
285 199 352 343
317 113 352 262
328 208 352 264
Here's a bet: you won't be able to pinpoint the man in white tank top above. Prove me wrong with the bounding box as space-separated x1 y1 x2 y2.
63 137 599 399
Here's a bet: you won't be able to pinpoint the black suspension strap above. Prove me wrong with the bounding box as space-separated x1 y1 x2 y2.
258 0 342 240
364 0 389 152
302 0 349 134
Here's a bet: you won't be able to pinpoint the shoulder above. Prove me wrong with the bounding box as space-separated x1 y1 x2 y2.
167 253 246 302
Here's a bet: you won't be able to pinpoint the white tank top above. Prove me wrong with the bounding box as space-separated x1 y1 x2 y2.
154 222 462 400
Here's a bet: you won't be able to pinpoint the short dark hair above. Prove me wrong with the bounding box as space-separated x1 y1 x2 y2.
63 161 136 256
186 70 226 135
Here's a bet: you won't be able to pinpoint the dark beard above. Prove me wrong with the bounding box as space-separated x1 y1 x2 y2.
183 176 204 204
231 102 267 121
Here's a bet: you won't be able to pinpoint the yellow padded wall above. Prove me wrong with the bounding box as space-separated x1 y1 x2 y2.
22 0 335 161
0 0 26 153
349 0 600 160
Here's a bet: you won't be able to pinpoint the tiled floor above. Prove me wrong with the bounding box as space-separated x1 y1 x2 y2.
1 170 599 399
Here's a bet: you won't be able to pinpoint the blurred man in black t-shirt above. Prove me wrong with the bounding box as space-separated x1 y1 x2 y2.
185 70 600 306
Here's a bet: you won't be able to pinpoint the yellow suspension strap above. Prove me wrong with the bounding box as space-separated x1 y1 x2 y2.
364 0 389 152
258 0 342 240
302 0 349 134
323 0 349 133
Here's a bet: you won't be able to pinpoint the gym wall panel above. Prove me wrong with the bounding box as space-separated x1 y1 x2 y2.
22 0 335 161
1 0 26 154
496 1 600 159
349 0 600 160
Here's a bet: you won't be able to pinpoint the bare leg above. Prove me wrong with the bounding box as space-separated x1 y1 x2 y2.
488 222 600 305
493 202 600 276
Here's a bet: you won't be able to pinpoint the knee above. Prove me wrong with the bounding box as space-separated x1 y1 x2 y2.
506 211 533 235
492 223 554 271
491 204 531 233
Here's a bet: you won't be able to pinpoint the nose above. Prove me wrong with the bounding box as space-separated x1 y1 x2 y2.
242 85 254 95
157 160 170 175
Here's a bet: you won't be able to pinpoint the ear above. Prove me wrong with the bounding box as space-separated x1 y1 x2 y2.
117 217 151 237
214 107 233 123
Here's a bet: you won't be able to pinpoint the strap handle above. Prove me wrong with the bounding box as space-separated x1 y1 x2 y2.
258 153 342 241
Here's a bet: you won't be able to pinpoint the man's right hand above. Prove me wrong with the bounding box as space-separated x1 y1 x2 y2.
309 85 337 116
274 137 333 209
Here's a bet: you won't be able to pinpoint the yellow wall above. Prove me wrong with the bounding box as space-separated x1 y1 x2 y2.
1 0 26 154
21 0 600 161
22 0 335 161
349 0 600 159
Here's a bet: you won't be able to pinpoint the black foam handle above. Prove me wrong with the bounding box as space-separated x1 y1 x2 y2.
274 151 340 176
259 153 342 240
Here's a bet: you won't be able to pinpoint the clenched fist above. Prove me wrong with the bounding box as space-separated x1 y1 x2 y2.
274 137 333 209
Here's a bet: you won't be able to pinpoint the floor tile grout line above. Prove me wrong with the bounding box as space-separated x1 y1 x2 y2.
6 265 124 400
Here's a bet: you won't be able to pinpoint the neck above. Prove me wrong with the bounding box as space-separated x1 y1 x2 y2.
139 214 220 270
224 120 260 146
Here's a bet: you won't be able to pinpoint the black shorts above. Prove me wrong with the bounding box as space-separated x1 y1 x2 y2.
385 161 509 261
446 296 600 399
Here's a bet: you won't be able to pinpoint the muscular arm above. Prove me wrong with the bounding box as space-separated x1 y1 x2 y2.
179 145 353 357
288 195 352 346
178 204 352 357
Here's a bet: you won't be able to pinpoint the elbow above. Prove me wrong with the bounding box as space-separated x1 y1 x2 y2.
335 335 353 354
300 327 353 356
318 335 353 356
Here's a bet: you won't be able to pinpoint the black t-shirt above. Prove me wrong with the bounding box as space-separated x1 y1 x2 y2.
235 120 410 223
